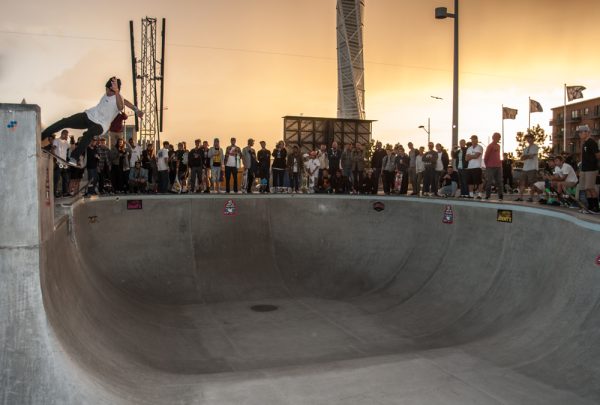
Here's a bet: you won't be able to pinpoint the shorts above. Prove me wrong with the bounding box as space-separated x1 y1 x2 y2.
533 181 546 191
466 168 482 185
559 181 577 190
520 170 538 186
580 170 598 190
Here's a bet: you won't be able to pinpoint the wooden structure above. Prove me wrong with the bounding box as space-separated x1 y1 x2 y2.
283 116 374 154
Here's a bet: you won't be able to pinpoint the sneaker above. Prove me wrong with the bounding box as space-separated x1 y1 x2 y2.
538 198 547 204
515 198 523 201
67 157 80 168
498 197 503 201
526 198 533 202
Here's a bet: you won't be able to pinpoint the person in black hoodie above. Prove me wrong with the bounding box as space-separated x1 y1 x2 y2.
394 145 410 195
271 141 287 192
371 141 387 194
188 139 204 193
328 141 342 175
421 142 438 196
452 139 469 197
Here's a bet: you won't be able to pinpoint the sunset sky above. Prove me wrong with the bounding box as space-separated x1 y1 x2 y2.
1 0 599 152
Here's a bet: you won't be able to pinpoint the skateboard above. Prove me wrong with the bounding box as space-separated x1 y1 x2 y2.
41 148 83 169
561 194 593 214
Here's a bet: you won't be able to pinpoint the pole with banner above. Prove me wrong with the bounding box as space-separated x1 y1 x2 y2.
502 106 518 156
564 84 586 153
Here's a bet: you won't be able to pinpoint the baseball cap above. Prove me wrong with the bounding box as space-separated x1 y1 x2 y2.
576 124 590 132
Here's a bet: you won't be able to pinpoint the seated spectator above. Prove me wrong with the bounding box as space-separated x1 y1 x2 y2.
552 155 578 197
438 166 459 197
332 169 348 194
129 161 148 193
360 169 375 194
532 158 557 204
316 169 332 194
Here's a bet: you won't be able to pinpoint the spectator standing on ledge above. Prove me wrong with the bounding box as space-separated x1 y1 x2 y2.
208 138 224 193
110 138 130 193
516 134 539 202
224 138 241 193
317 143 329 185
351 143 366 194
157 141 170 193
453 139 469 198
466 135 484 199
421 142 438 196
272 141 287 193
578 124 600 213
381 145 397 195
96 138 111 194
306 150 321 193
435 143 449 191
202 140 211 193
242 138 258 193
286 145 303 193
502 153 514 193
407 142 419 195
128 137 142 166
328 142 342 179
141 143 157 193
484 132 503 201
340 143 354 193
188 139 204 193
415 146 425 196
52 130 70 197
395 145 409 195
371 141 387 195
257 141 271 193
85 137 99 196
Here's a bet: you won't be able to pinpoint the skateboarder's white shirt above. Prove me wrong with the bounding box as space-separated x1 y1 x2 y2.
52 138 70 161
85 94 120 134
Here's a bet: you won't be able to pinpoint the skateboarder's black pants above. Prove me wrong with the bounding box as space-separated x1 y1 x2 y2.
41 112 104 161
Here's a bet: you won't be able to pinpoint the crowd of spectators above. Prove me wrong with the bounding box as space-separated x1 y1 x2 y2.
46 124 599 213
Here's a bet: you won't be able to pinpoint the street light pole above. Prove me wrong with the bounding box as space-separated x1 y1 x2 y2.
435 0 459 150
418 117 431 144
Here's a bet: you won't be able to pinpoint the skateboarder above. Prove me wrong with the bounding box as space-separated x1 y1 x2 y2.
41 77 143 167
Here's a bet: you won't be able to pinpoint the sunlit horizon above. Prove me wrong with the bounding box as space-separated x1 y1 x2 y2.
2 0 599 153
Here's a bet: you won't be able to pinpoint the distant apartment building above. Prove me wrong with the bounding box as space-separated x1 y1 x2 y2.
551 97 600 160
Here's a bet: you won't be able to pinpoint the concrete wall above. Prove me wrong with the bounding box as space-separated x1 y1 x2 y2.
0 104 71 404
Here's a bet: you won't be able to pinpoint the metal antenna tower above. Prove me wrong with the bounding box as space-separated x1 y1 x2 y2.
337 0 365 120
130 17 166 147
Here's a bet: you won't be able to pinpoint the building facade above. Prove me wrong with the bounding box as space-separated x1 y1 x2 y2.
551 97 600 159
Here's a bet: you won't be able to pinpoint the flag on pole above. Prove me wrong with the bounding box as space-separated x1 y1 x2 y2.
529 99 543 113
566 85 586 101
502 106 518 120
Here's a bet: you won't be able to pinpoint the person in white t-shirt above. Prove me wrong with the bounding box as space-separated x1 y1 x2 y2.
157 141 170 193
552 155 578 196
517 134 540 202
52 130 70 197
465 135 484 198
306 151 321 193
41 77 143 167
128 137 143 167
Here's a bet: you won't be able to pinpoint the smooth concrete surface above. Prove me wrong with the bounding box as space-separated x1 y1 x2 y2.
19 195 598 404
